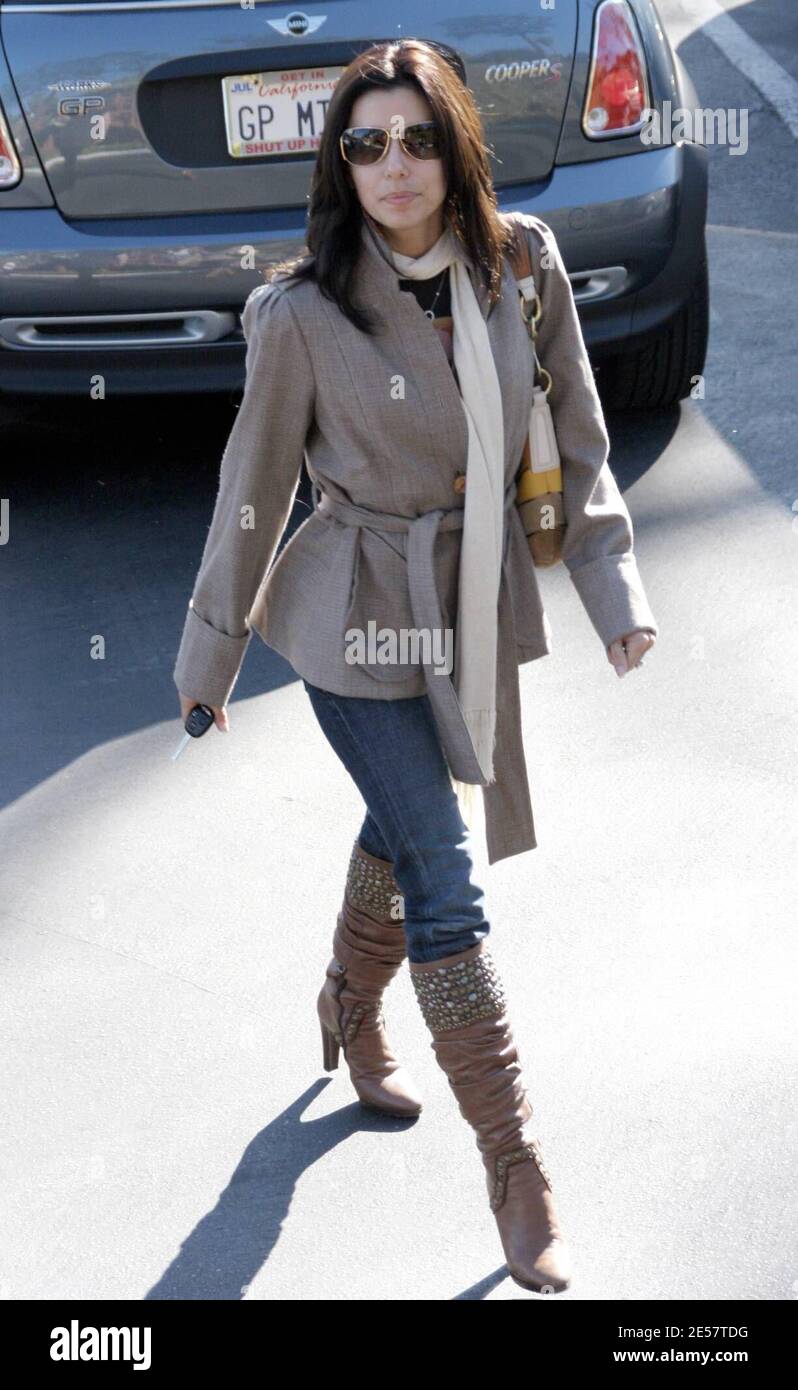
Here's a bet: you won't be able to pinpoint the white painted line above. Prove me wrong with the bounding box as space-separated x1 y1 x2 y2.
706 222 798 242
674 0 798 139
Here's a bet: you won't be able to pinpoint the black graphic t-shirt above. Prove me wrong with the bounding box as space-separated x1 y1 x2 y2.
399 268 456 382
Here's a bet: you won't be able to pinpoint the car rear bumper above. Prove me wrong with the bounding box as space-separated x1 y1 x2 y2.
0 140 707 397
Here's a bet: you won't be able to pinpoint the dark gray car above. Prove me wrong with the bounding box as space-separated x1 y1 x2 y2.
0 0 708 410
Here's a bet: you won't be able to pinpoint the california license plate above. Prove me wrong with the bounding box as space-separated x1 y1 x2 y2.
221 66 344 159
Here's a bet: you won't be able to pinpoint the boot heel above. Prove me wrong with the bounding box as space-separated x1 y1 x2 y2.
320 1019 341 1072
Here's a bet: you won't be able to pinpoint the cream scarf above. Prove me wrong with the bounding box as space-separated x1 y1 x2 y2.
361 217 505 826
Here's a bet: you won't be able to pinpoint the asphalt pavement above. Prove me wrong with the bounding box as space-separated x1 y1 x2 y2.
1 0 796 1301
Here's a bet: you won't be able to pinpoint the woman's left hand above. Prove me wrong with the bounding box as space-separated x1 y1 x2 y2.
607 629 656 677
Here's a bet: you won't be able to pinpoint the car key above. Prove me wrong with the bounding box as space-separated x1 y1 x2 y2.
172 703 216 760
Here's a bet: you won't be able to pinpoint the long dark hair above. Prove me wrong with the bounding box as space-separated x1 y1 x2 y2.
265 39 516 334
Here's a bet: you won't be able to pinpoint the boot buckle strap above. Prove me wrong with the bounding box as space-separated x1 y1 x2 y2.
343 1001 385 1043
490 1141 554 1211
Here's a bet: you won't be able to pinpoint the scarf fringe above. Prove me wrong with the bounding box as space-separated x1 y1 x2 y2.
451 706 499 830
451 777 479 830
463 707 497 782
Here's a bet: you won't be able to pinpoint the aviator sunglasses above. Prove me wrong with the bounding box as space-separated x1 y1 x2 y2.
339 121 443 166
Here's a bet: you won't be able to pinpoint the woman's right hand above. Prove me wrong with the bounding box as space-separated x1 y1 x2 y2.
178 692 229 733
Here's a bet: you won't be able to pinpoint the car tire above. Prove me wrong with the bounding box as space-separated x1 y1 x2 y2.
597 246 710 412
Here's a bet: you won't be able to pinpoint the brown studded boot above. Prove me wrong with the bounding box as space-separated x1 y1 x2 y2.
318 839 423 1118
409 941 571 1292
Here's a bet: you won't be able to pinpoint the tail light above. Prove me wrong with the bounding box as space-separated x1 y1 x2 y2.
582 0 651 139
0 104 21 187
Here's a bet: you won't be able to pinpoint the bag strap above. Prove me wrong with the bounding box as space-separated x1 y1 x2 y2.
504 215 551 397
505 216 534 298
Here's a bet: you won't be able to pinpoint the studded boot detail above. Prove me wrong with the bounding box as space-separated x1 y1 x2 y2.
318 839 423 1118
409 940 571 1292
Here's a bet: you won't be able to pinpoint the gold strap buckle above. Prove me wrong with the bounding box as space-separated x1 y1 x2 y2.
520 291 542 329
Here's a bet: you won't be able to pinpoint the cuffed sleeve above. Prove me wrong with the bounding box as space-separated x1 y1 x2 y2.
517 214 659 649
173 281 316 706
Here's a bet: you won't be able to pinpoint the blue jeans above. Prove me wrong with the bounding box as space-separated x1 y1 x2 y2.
302 679 490 964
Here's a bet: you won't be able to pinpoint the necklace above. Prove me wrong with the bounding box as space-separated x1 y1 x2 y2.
422 268 448 321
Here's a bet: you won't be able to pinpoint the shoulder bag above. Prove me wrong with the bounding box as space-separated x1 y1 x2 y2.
506 220 566 568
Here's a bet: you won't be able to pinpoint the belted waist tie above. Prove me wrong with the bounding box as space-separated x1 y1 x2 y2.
313 480 537 866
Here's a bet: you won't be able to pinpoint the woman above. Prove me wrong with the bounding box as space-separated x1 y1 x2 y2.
174 40 658 1294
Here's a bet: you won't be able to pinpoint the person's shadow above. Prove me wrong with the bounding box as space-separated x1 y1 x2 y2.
144 1080 418 1300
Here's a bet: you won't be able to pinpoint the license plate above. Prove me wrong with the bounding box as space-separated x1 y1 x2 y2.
221 66 344 159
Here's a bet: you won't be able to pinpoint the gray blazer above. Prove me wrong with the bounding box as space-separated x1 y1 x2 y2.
173 211 659 865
